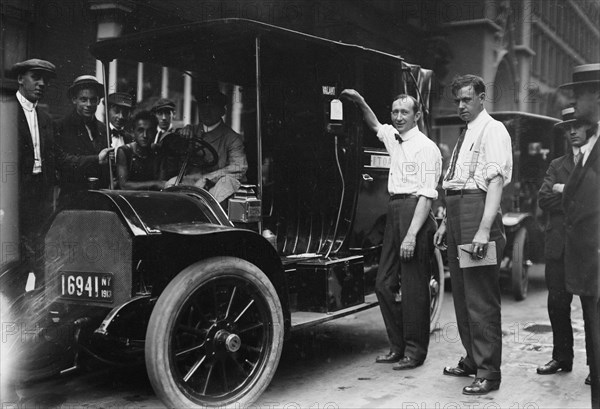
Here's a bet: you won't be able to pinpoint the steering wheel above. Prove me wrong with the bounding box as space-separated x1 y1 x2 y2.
161 131 219 168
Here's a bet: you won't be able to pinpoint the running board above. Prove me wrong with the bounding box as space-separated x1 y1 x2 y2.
290 293 378 332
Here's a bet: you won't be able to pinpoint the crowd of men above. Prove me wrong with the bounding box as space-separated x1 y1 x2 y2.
6 54 600 406
8 58 247 300
342 63 600 406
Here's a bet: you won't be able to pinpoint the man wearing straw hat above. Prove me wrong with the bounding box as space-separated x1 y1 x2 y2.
559 63 600 407
55 75 113 196
536 107 592 384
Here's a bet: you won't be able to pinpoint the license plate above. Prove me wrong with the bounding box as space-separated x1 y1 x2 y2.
369 154 391 168
59 272 114 303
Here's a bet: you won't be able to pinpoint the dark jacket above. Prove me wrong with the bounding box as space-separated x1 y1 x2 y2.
17 99 56 240
55 110 109 195
563 138 600 297
538 152 575 260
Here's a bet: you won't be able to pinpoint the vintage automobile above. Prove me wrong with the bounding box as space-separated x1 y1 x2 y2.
8 19 446 408
434 112 563 300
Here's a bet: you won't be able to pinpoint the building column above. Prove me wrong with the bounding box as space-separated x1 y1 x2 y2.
89 0 133 120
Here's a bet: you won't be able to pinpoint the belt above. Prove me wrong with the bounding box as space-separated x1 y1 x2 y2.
445 189 485 197
390 194 417 200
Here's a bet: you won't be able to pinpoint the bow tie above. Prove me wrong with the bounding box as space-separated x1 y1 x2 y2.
395 133 403 143
111 128 125 138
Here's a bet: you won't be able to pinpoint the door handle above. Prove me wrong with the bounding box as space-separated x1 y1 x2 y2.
362 173 374 182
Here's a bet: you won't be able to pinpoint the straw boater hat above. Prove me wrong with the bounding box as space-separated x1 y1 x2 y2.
559 63 600 90
554 107 581 129
67 75 104 98
11 58 56 79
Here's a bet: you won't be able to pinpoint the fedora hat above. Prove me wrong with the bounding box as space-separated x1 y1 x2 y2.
559 63 600 90
68 75 104 98
11 58 56 79
107 92 134 109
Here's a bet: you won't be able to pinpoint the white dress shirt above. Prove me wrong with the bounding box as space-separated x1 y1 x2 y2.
581 121 600 166
110 123 126 148
377 124 442 199
442 109 513 191
16 91 42 174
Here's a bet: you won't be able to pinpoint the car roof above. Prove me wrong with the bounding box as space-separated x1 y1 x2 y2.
90 18 407 74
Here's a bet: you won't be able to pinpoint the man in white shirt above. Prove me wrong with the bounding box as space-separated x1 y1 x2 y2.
8 58 57 299
559 63 600 407
341 89 441 370
106 92 134 149
434 75 512 395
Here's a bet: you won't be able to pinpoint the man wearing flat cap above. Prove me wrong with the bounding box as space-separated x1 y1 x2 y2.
106 92 134 149
55 75 113 196
559 63 600 407
6 58 57 299
536 107 592 383
166 87 247 205
152 98 176 145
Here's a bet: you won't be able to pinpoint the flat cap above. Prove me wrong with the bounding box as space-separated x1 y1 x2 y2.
107 92 134 109
68 75 104 98
152 98 176 112
11 58 56 78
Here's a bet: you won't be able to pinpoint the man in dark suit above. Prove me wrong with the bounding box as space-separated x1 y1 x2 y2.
56 75 113 196
537 107 592 382
5 58 57 299
560 63 600 408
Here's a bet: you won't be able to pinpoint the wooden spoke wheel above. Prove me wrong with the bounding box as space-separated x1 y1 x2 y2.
145 257 284 408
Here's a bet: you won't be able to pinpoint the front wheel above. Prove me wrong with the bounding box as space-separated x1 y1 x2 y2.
145 257 284 408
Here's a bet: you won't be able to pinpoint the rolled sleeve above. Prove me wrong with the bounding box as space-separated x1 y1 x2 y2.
415 144 441 200
482 121 513 185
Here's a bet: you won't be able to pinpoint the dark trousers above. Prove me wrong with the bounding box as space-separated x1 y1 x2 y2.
446 192 505 380
545 257 575 363
375 197 435 362
581 296 600 408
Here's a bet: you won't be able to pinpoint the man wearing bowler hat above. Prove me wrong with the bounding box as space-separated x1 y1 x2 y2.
106 92 134 149
166 87 247 205
537 107 593 383
5 58 57 299
55 75 113 196
152 98 176 145
560 63 600 408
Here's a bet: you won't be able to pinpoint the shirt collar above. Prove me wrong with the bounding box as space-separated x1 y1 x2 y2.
466 109 491 129
203 121 222 133
397 125 420 142
16 90 37 112
572 146 581 156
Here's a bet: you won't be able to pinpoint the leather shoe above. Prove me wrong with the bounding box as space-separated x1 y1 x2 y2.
586 373 591 385
443 358 476 377
375 351 402 363
393 356 423 370
462 378 501 395
536 360 573 375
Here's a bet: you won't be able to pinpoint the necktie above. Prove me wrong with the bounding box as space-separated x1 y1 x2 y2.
574 151 582 165
395 133 403 144
445 127 466 181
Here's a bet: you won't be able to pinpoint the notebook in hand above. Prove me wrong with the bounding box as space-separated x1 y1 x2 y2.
457 241 497 268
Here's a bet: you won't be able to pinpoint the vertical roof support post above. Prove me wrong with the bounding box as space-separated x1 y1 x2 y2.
255 35 263 233
102 61 114 189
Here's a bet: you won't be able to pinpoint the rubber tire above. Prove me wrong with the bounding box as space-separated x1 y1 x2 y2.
145 257 284 408
511 227 529 301
429 248 445 333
